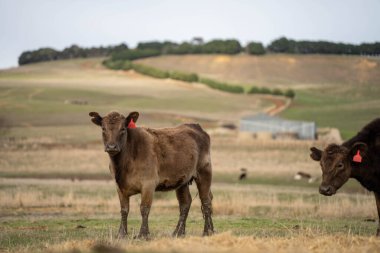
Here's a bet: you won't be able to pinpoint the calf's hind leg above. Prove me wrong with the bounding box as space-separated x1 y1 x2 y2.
196 164 214 236
172 184 192 237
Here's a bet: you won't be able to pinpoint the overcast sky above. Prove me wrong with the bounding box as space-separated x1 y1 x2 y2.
1 0 380 69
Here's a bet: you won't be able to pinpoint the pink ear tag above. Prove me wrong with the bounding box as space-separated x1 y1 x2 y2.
353 150 362 163
128 119 136 129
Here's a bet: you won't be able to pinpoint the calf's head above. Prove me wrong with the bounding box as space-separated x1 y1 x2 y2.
89 111 139 156
310 142 367 196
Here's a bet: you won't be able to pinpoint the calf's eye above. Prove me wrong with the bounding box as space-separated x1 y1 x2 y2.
336 163 344 170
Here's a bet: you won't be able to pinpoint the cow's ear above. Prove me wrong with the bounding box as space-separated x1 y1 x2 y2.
310 147 322 161
350 142 368 160
126 111 139 125
89 112 102 126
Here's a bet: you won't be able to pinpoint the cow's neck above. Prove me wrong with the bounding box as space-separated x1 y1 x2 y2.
108 131 137 189
350 158 380 193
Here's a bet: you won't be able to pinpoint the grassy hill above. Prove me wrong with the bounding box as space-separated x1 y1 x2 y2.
137 54 380 139
0 58 271 129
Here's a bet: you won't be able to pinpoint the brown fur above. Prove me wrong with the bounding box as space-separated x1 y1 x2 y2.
310 118 380 236
89 111 214 239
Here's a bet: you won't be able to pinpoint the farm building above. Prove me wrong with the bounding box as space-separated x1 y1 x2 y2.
240 114 316 140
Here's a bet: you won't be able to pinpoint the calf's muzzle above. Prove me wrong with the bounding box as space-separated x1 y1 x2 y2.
105 144 120 155
319 184 335 196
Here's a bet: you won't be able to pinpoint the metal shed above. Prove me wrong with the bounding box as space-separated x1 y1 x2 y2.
240 114 316 140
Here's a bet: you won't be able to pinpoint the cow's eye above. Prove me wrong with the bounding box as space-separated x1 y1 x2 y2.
336 163 344 170
120 128 126 134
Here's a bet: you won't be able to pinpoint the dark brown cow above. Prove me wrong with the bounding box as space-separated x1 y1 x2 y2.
310 118 380 235
89 111 214 239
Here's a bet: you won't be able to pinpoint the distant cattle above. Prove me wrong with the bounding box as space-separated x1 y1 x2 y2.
89 111 214 239
239 168 247 181
310 118 380 236
293 171 319 183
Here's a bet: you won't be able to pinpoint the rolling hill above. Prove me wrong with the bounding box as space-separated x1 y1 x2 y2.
0 58 271 129
136 54 380 138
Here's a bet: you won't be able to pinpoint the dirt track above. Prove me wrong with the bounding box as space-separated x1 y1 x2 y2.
264 96 291 115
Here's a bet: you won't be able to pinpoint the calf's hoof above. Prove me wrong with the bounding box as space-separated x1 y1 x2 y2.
135 232 151 240
172 229 186 238
117 227 127 239
376 228 380 237
202 229 214 236
117 231 127 239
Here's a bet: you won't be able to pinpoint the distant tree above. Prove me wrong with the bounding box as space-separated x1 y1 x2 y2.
246 42 266 55
202 39 242 54
268 37 296 53
137 41 165 51
18 48 60 65
285 89 296 98
272 88 284 96
259 87 271 94
248 86 261 94
61 45 86 59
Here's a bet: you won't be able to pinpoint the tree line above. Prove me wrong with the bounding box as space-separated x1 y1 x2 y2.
267 37 380 55
18 44 128 65
18 37 380 65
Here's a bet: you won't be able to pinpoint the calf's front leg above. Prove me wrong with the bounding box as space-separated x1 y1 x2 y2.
375 192 380 236
138 184 154 239
117 189 129 238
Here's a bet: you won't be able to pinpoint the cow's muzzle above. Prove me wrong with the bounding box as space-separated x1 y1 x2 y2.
319 185 336 196
105 144 120 156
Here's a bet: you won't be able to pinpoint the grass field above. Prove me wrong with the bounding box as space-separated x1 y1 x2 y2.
1 57 380 252
136 54 380 139
1 175 378 252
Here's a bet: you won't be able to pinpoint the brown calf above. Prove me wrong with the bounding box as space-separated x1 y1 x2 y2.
89 111 214 239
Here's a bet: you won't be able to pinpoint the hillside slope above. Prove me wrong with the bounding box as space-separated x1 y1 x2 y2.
137 54 380 138
136 54 380 88
0 58 270 128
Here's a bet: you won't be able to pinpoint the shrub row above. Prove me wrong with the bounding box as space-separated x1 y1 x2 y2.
102 59 133 70
132 63 169 79
169 71 198 82
199 78 245 94
111 49 161 61
102 59 243 93
102 59 295 97
248 86 295 98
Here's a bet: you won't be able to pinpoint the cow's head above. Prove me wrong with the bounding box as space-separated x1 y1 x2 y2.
310 142 367 196
89 111 139 156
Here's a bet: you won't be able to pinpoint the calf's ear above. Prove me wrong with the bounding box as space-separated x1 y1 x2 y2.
89 112 102 126
310 147 322 161
350 142 368 160
126 111 139 124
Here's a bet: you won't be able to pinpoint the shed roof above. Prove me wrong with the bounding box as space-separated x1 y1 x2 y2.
241 113 314 125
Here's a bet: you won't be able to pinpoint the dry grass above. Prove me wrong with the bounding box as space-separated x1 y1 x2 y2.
0 178 376 220
47 232 380 253
2 177 378 252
